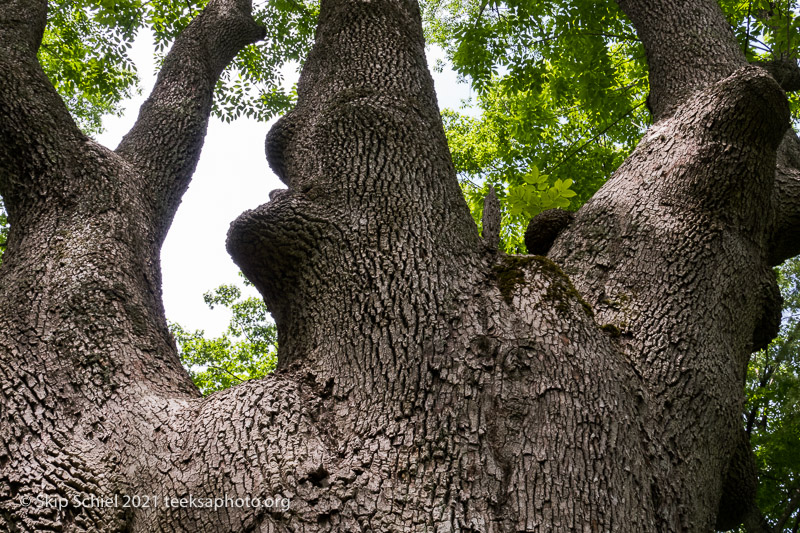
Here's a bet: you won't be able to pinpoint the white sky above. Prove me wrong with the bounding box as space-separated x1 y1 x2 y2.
96 31 473 336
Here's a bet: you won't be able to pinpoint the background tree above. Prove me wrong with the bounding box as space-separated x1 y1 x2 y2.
2 0 800 532
743 256 800 531
172 278 277 395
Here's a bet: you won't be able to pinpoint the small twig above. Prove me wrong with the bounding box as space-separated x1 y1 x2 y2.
475 0 489 21
208 366 244 383
776 487 800 532
748 34 775 53
457 174 481 189
529 30 640 47
546 102 645 175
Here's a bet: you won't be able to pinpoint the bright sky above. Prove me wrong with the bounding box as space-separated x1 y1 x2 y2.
96 31 473 337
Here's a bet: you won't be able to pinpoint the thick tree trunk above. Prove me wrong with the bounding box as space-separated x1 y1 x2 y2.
1 0 798 532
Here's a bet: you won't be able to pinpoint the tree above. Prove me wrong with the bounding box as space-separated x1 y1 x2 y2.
2 0 800 532
172 279 278 395
35 0 318 133
744 257 800 531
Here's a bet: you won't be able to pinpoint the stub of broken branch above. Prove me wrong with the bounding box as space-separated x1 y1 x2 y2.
481 185 501 251
756 57 800 92
525 209 575 256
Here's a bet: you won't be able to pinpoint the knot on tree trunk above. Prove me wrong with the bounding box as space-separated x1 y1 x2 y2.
524 208 575 256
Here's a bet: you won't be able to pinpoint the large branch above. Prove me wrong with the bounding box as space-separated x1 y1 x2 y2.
617 0 800 266
551 64 789 531
115 0 265 242
0 0 46 50
0 5 272 530
616 0 746 122
770 131 800 265
0 0 87 216
228 0 482 379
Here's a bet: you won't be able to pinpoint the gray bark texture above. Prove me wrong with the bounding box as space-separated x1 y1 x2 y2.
1 0 799 531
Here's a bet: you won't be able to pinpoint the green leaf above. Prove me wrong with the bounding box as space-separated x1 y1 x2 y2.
171 278 278 395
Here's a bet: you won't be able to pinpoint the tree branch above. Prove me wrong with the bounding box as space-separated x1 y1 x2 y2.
115 0 265 242
551 65 790 529
0 0 87 215
776 488 800 533
770 130 800 265
0 0 46 53
616 0 747 121
615 0 800 267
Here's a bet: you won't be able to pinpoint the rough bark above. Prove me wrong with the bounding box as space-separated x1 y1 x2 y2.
615 0 747 122
0 0 797 532
481 186 501 251
0 0 265 530
770 132 800 265
556 0 794 529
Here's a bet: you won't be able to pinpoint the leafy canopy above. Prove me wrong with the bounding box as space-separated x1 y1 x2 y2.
171 279 277 395
744 257 800 531
39 0 318 134
425 0 800 251
423 0 649 251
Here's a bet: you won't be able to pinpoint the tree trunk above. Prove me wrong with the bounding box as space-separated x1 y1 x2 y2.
1 0 798 532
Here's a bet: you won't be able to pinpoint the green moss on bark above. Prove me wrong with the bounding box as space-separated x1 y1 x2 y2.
535 256 594 318
492 256 536 304
491 255 593 318
600 324 622 337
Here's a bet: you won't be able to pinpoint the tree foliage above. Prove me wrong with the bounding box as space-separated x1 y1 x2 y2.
422 0 649 251
38 0 318 133
425 0 800 251
744 257 800 531
38 0 139 134
171 280 277 395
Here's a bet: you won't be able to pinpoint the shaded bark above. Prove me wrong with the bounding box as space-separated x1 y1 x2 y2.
0 0 797 532
770 132 800 265
0 0 265 530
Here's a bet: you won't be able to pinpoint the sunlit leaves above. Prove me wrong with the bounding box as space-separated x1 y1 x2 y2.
171 281 278 395
143 0 319 123
39 0 141 134
508 168 574 216
425 0 648 253
39 0 319 133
